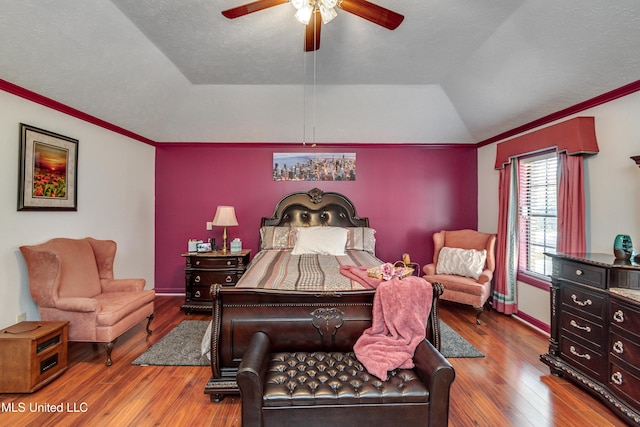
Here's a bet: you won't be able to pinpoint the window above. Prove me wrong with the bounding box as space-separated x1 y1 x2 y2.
518 152 557 279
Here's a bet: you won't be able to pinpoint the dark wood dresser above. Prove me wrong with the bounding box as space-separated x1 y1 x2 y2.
181 250 251 313
542 252 640 425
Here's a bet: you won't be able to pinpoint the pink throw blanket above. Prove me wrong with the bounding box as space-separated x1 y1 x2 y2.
339 265 383 289
353 276 433 380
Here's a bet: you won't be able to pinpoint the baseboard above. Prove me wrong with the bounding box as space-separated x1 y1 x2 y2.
514 311 550 335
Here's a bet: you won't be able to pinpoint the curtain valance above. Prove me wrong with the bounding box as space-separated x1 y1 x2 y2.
494 117 599 170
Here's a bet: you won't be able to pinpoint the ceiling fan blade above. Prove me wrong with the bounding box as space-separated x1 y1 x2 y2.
304 10 322 52
338 0 404 30
221 0 289 19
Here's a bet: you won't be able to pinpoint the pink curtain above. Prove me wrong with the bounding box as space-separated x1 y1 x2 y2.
493 161 518 315
493 118 595 315
557 153 586 254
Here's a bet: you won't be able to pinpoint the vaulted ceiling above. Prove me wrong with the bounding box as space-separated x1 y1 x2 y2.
1 1 639 144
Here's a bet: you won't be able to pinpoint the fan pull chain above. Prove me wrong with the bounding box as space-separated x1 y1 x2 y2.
312 9 317 147
302 40 307 146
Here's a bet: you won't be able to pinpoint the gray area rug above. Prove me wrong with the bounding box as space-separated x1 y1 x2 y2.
132 320 211 366
439 320 484 358
132 319 483 366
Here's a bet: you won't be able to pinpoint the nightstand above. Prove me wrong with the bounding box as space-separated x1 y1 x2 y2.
181 249 251 313
0 321 68 393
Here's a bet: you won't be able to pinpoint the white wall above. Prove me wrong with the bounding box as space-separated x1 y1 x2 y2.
478 90 640 327
0 90 155 329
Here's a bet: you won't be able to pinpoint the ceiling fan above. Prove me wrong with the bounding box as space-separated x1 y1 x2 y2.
221 0 404 51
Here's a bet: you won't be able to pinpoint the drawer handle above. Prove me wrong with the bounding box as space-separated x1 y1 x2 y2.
225 275 233 283
194 290 201 298
196 260 201 266
575 269 583 276
569 346 591 360
194 275 201 283
613 310 625 323
570 320 591 333
227 260 232 266
613 340 624 354
571 294 592 307
612 371 623 386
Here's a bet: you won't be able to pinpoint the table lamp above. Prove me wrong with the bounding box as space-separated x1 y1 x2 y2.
212 206 238 253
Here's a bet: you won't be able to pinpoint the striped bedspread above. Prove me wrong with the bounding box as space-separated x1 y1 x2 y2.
235 249 382 291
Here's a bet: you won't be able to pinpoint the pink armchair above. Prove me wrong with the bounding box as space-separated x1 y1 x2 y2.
422 230 496 324
20 237 155 365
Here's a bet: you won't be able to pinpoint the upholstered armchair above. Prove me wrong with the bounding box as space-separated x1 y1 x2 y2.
20 237 155 365
423 229 496 324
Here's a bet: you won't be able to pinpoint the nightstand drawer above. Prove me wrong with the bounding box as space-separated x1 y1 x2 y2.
189 284 213 301
560 284 606 320
190 257 240 270
557 260 607 289
190 271 241 287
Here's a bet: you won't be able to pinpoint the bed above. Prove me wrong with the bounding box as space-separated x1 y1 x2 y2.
204 188 443 401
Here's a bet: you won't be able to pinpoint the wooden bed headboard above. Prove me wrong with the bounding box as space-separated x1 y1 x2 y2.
261 188 369 228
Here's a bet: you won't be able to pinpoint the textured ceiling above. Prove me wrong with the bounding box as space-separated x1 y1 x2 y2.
0 0 639 144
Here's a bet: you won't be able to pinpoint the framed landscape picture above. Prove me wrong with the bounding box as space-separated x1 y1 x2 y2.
273 152 356 181
18 124 79 211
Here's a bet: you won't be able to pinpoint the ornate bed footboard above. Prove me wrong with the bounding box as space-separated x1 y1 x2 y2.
205 282 443 402
203 188 444 402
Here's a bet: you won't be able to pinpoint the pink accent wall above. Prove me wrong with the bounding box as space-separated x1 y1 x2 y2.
155 143 478 293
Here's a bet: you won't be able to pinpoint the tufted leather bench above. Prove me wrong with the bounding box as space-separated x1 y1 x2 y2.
237 331 455 427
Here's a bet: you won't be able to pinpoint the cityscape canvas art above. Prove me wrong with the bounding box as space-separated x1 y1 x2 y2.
273 153 356 181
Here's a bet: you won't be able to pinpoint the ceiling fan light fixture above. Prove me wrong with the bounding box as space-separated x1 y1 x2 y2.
319 3 337 24
295 4 313 24
221 0 404 51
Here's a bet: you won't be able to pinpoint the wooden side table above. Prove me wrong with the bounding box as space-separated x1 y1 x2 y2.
181 249 251 313
0 321 69 393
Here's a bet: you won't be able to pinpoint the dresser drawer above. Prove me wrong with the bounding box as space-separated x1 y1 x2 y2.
611 298 640 340
559 335 606 380
610 361 640 407
557 260 607 289
611 331 640 368
560 284 606 321
611 269 640 290
189 271 242 287
560 310 604 349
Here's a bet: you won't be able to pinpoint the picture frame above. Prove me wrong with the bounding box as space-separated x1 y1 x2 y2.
273 152 356 181
196 242 213 253
18 123 79 211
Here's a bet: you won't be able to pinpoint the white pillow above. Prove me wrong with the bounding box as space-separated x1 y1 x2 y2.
436 247 487 280
291 227 348 256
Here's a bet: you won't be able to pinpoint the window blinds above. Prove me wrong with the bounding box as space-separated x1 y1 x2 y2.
518 154 558 277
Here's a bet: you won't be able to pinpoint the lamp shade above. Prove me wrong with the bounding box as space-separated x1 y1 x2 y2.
212 206 238 227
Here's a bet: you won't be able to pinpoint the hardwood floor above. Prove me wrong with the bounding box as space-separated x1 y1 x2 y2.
0 296 629 426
